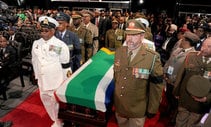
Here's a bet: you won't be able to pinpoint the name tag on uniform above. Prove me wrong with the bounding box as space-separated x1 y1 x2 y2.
167 66 174 75
116 36 123 41
68 44 74 51
79 38 84 44
203 71 211 80
133 68 150 79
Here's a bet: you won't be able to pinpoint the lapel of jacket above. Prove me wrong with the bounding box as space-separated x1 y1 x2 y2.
63 31 70 42
129 45 146 66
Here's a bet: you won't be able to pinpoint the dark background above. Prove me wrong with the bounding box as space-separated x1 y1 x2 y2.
1 0 211 15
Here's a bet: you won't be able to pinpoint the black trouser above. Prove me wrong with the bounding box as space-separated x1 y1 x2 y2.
166 83 178 124
166 83 178 111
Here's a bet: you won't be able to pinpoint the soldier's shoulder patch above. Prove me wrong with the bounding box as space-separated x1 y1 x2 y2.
146 48 159 56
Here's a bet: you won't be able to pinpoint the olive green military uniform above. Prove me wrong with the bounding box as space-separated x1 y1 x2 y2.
173 52 211 127
114 45 164 118
105 28 125 50
69 25 93 64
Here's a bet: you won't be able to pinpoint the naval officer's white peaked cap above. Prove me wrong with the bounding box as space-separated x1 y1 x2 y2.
38 16 59 28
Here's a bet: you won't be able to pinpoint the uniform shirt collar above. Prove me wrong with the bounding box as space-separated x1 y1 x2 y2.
183 47 194 52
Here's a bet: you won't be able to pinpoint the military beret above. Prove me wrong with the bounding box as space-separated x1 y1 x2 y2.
186 75 211 98
183 31 200 45
72 11 83 19
125 19 146 35
56 12 70 22
38 16 59 29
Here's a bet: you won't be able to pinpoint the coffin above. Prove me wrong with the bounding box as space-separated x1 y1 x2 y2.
55 48 115 127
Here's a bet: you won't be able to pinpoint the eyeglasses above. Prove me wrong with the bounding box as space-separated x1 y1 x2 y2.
40 28 50 33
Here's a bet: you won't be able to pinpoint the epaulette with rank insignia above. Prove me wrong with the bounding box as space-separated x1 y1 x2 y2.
145 47 160 57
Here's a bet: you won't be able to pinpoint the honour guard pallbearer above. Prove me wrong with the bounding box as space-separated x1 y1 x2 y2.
31 16 72 127
82 11 99 55
163 31 199 125
173 37 211 127
69 11 93 64
105 18 125 51
55 12 81 72
113 19 164 127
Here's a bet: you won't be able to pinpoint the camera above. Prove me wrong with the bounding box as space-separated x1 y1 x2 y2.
0 1 18 31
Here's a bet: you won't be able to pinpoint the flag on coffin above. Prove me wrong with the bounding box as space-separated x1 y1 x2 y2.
55 48 115 112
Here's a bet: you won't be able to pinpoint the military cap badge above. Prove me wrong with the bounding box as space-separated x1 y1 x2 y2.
43 18 49 25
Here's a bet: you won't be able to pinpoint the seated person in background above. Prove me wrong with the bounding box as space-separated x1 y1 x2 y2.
0 33 17 100
0 33 17 68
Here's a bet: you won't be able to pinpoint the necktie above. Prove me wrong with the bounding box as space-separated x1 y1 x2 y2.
119 24 122 29
96 18 99 27
59 32 63 40
9 36 12 40
128 51 133 65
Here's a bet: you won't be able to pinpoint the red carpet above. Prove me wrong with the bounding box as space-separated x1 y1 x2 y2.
0 90 53 127
0 90 169 127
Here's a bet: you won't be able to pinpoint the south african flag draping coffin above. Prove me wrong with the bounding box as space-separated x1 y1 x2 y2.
55 48 115 112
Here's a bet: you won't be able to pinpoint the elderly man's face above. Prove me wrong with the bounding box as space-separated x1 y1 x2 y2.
126 33 144 50
201 37 211 57
83 16 91 25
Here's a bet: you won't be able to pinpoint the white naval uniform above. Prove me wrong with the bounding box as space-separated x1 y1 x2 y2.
32 36 71 127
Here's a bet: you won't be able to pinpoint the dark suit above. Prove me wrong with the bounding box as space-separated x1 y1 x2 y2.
118 23 126 30
0 45 17 68
160 35 178 65
0 45 17 93
92 17 107 49
55 30 81 72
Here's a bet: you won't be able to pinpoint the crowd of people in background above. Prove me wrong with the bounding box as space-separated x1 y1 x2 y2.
0 5 211 127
